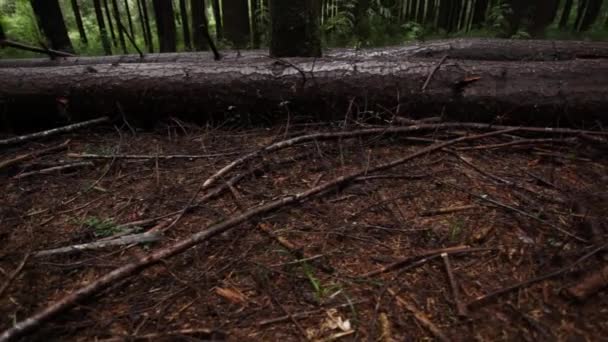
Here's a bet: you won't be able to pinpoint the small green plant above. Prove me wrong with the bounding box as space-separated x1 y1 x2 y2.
83 216 122 237
301 262 341 301
448 218 465 242
402 21 425 41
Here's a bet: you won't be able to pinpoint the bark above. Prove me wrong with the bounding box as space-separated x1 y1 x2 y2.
30 0 74 53
1 54 607 127
111 0 127 53
123 0 135 37
179 0 192 50
139 0 154 53
559 0 574 29
2 38 607 69
103 0 118 47
71 0 88 44
152 0 177 52
211 0 223 40
93 0 113 55
222 0 250 48
270 0 322 57
471 0 489 28
191 0 209 50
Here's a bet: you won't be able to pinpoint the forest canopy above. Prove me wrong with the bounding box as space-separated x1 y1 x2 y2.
1 0 607 59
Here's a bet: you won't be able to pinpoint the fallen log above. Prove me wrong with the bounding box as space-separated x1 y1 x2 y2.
1 56 606 128
1 38 607 68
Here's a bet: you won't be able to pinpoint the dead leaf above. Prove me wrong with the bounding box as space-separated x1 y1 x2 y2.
215 287 247 304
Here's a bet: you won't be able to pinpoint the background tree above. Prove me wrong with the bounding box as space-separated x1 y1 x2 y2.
223 0 250 48
180 0 192 50
70 0 88 44
152 0 177 52
123 0 135 37
559 0 574 29
270 0 321 57
138 0 154 53
212 0 223 40
102 0 118 47
30 0 74 53
111 0 127 53
93 0 112 54
191 0 209 50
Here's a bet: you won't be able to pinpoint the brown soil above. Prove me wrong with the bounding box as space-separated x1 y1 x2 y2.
1 119 607 341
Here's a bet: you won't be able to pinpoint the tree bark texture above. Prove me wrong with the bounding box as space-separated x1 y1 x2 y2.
152 0 177 52
1 38 607 69
270 0 322 57
1 54 606 128
30 0 74 53
222 0 250 48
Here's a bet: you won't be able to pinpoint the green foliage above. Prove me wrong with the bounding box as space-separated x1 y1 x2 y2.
486 1 513 36
401 21 424 40
82 216 122 237
0 0 41 58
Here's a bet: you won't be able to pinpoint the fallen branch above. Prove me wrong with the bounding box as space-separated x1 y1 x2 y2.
387 288 450 342
13 162 94 179
420 204 478 217
0 254 30 299
67 152 239 160
565 263 608 301
0 128 518 341
0 140 70 171
468 243 608 308
421 54 448 91
455 137 576 151
0 117 109 147
442 253 468 317
0 39 75 57
99 328 225 341
33 233 161 258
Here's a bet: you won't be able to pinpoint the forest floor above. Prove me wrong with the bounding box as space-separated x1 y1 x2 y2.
1 119 607 341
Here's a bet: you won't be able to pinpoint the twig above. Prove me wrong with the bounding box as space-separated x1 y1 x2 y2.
116 19 143 58
448 151 513 184
13 162 94 179
0 140 70 171
420 204 478 217
468 243 608 308
33 233 161 258
442 253 468 317
0 38 75 57
99 329 225 341
0 117 109 147
257 301 367 326
0 254 30 299
387 288 450 342
199 24 221 60
456 137 575 151
68 152 239 160
421 54 448 91
0 128 518 342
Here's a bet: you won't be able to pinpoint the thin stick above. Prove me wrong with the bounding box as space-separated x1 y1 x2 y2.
13 162 94 179
33 233 161 258
442 253 468 317
456 137 575 151
0 254 30 299
0 117 109 147
387 288 450 342
0 39 75 57
199 24 221 60
0 128 517 342
68 152 239 160
468 243 608 308
0 140 70 171
420 204 478 216
422 54 448 91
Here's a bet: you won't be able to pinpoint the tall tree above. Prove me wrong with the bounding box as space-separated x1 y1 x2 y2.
30 0 74 53
0 19 5 41
71 0 88 44
506 0 532 35
354 0 371 40
93 0 112 55
471 0 489 28
212 0 223 40
191 0 209 50
425 0 437 25
123 0 135 37
559 0 574 29
251 0 261 48
111 0 128 53
270 0 321 57
223 0 250 48
152 0 177 52
180 0 192 50
579 0 604 31
139 0 154 52
437 0 451 32
103 0 118 46
529 0 559 36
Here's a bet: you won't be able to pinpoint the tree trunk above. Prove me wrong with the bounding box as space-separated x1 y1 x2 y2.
471 0 488 28
0 15 5 40
506 0 531 35
438 0 451 32
251 0 261 48
70 0 88 44
180 0 192 50
579 0 603 32
191 0 209 50
426 0 437 25
270 0 321 57
152 0 177 52
111 0 128 53
1 50 607 127
93 0 112 55
102 0 118 47
559 0 574 29
574 0 589 31
139 0 154 53
123 0 135 38
212 0 223 40
223 0 250 48
30 0 74 53
529 0 560 37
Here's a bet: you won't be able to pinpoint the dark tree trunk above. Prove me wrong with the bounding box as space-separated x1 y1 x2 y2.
506 0 531 35
448 0 463 32
111 0 127 53
191 0 209 50
136 0 149 50
559 0 574 29
71 0 88 44
579 0 603 32
354 0 370 39
1 55 607 126
212 0 223 40
152 0 177 52
179 0 192 50
270 0 321 57
529 0 560 36
471 0 489 28
251 0 261 48
223 0 250 48
416 0 426 23
425 0 436 25
93 0 112 55
139 0 154 53
438 0 451 31
30 0 74 53
0 20 5 40
123 0 135 37
574 0 589 31
102 0 118 46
